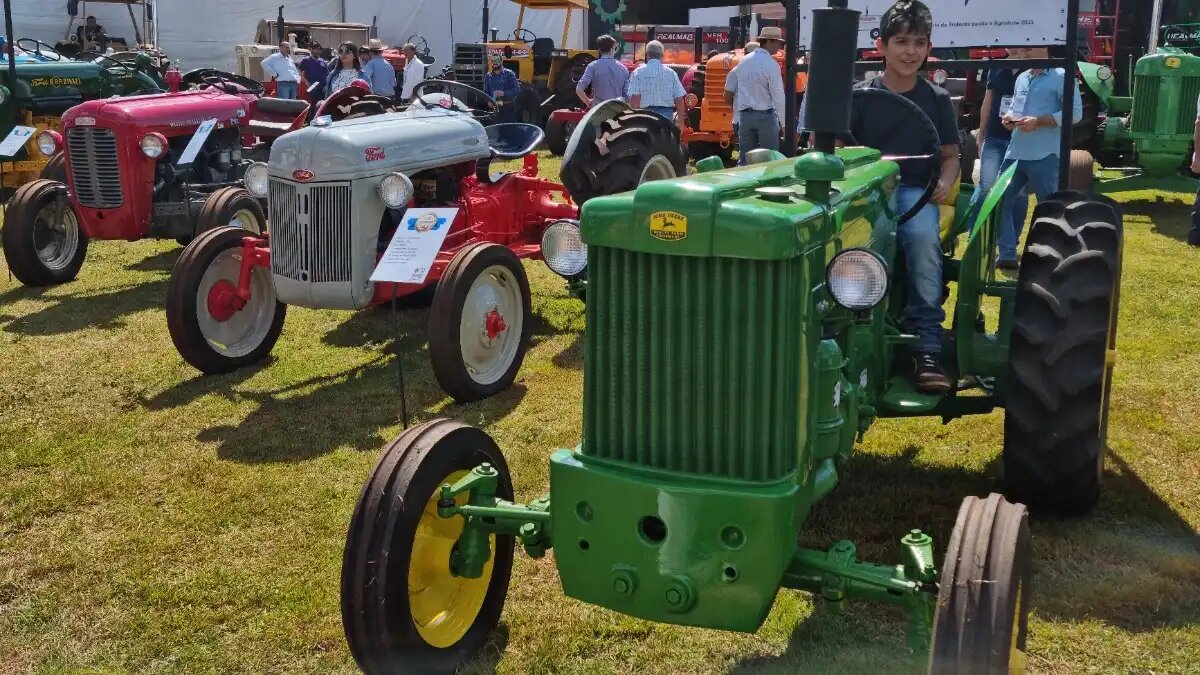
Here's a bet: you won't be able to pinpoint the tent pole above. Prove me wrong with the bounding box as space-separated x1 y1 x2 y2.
1149 0 1165 54
1058 0 1080 189
784 0 800 153
4 0 16 98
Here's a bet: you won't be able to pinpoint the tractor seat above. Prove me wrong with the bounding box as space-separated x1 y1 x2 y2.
256 96 310 117
531 38 555 58
486 123 544 160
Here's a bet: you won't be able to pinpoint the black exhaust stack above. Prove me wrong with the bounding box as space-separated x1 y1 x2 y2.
800 0 859 155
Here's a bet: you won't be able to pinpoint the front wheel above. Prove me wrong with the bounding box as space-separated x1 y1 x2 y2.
1003 193 1122 515
1 179 88 286
194 186 266 238
545 117 573 156
166 226 286 374
428 243 532 402
41 152 67 183
342 419 515 675
930 494 1032 675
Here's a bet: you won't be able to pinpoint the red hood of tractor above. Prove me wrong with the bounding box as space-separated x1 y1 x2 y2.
63 89 254 138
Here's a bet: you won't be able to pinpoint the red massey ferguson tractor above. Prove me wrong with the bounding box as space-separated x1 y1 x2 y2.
164 86 685 402
0 68 317 287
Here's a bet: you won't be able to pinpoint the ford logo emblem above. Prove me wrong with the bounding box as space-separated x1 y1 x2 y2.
293 169 314 181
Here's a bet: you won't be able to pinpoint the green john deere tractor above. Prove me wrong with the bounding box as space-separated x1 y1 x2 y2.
1074 45 1200 192
338 3 1124 673
0 39 162 196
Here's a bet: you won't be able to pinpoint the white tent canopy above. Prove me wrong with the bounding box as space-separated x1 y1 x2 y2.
2 0 587 73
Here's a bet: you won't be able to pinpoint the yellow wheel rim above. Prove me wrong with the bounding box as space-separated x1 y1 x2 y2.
1009 580 1027 674
409 470 495 649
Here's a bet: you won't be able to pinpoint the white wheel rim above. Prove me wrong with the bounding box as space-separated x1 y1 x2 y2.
229 207 261 233
32 202 80 271
458 264 523 386
195 248 278 359
640 154 677 184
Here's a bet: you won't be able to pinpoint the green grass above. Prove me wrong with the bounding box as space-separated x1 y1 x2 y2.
1 158 1199 674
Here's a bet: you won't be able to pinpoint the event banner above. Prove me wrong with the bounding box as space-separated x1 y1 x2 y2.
797 0 1070 49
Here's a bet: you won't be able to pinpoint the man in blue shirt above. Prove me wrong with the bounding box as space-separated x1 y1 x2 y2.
576 35 628 106
996 47 1083 268
484 55 520 123
299 42 330 109
626 40 686 129
967 63 1027 235
363 39 398 100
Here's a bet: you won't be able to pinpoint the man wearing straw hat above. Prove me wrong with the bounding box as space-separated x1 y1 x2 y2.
363 38 398 100
723 26 786 159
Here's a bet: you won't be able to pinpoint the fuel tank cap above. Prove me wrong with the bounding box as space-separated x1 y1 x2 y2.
755 186 798 203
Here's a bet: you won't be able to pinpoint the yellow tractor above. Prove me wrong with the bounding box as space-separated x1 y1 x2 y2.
452 0 597 121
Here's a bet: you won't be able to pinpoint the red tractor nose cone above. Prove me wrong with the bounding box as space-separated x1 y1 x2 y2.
484 309 507 340
206 279 240 322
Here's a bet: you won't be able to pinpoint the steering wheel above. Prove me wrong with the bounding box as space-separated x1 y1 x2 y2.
512 29 538 44
181 68 266 96
844 87 942 226
406 34 430 59
413 80 497 121
80 51 135 76
16 38 65 62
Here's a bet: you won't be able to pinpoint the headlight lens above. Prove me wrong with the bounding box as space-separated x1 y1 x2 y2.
541 219 587 278
1096 65 1113 82
244 162 269 198
826 248 888 311
378 172 414 208
932 69 949 85
36 131 61 157
140 133 167 159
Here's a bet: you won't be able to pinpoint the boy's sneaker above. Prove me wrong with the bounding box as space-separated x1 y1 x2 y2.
995 257 1019 271
913 352 952 394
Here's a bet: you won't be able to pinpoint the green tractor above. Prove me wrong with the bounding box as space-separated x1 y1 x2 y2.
338 3 1123 673
0 39 162 196
1075 45 1200 192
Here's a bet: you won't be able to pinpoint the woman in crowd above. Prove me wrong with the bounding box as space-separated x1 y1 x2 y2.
326 42 371 96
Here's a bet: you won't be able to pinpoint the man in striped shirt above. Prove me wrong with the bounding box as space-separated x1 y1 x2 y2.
627 40 686 130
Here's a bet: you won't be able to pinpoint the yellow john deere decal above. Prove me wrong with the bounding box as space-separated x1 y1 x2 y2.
649 211 687 241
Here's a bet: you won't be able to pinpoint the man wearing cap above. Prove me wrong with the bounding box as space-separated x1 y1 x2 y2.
626 40 687 130
363 39 398 100
261 42 302 99
724 27 786 159
576 34 628 107
484 55 520 123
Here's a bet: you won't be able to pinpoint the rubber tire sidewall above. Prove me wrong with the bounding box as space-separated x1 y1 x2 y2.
341 419 515 675
546 117 569 156
40 152 68 183
1 179 88 286
195 187 267 239
428 243 532 403
166 225 286 374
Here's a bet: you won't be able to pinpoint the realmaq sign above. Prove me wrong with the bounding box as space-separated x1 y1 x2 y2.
797 0 1070 49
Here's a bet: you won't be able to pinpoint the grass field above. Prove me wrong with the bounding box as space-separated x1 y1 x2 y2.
1 158 1199 674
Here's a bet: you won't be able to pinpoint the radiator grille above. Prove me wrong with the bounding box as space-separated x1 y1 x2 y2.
268 179 353 283
582 247 805 483
67 127 122 208
1177 77 1200 135
1129 76 1161 134
453 43 486 89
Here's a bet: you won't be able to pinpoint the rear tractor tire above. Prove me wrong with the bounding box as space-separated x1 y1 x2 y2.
428 243 532 403
166 225 286 374
342 419 515 675
560 109 687 203
1 178 87 286
1003 193 1122 516
194 186 266 240
930 493 1032 675
545 116 573 156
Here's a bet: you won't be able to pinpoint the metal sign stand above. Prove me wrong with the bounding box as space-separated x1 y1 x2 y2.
390 287 411 430
786 0 1083 190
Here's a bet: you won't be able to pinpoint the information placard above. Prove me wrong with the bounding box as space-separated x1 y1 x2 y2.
176 119 218 166
0 126 36 158
370 208 458 285
798 0 1069 50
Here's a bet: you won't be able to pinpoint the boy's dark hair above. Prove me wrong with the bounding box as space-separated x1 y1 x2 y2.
880 0 933 43
596 34 616 53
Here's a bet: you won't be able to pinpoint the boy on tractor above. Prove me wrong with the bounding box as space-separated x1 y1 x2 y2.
845 0 961 392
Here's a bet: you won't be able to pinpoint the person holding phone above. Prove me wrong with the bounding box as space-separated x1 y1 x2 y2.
967 57 1027 236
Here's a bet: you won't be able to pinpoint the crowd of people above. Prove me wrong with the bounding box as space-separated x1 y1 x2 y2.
259 38 426 107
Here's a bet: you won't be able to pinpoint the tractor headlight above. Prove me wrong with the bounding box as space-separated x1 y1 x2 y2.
244 162 269 198
378 172 414 208
541 219 587 279
36 130 62 157
140 132 167 159
1097 65 1113 82
826 248 888 311
932 69 949 85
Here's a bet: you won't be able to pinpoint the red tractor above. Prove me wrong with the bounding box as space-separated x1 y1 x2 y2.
0 68 316 287
164 89 685 401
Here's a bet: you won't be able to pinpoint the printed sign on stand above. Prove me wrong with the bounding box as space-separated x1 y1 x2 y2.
176 119 218 166
0 126 36 158
370 208 458 285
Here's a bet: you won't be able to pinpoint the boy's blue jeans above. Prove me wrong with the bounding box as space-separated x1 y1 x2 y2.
895 186 946 356
967 137 1027 236
997 154 1060 262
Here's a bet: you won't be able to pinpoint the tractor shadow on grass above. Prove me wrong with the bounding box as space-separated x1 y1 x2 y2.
734 447 1200 673
186 354 528 464
0 278 167 336
124 248 181 273
1118 199 1194 244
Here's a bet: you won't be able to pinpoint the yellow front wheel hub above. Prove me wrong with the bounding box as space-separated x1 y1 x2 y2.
408 470 495 648
1009 580 1027 674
